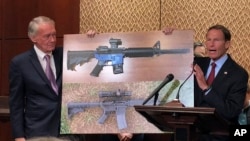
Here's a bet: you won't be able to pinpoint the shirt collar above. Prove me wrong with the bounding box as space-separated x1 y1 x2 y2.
210 54 228 68
34 45 52 59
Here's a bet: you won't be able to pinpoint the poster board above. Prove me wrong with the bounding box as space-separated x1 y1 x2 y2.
60 30 194 134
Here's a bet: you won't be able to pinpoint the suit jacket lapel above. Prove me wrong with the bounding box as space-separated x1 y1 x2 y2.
199 57 210 76
29 48 50 85
29 47 62 95
52 47 63 91
212 56 232 87
53 49 61 81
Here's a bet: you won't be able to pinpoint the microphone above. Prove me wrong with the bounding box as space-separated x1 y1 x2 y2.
175 60 196 100
143 73 174 105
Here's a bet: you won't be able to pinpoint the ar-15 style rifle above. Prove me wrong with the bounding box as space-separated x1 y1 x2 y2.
67 38 190 77
67 89 143 130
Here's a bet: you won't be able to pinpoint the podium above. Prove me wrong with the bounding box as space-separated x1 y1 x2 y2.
134 105 230 141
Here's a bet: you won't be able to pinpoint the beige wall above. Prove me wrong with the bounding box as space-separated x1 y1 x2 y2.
80 0 250 79
80 0 160 33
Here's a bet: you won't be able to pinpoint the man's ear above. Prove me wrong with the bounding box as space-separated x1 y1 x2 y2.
225 41 230 50
30 36 37 43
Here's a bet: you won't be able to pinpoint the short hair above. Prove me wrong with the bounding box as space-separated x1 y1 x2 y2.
207 24 231 41
28 16 55 38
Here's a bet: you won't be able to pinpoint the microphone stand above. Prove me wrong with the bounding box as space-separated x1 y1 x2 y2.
163 81 186 107
164 65 195 107
143 74 174 105
153 92 159 106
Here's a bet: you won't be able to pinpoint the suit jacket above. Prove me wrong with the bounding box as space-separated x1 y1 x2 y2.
246 106 250 124
9 47 63 138
194 54 249 124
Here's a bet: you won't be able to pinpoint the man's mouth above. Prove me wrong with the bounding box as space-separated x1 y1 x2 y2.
209 49 216 52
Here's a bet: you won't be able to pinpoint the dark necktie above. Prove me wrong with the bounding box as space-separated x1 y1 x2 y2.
44 55 58 94
206 62 216 86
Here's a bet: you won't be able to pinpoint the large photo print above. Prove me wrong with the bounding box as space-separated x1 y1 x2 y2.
60 30 194 134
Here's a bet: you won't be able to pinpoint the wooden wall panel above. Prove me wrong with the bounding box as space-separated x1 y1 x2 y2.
3 0 36 39
56 37 64 47
0 0 2 38
3 0 79 39
0 97 13 141
0 0 2 95
0 40 2 96
37 0 80 37
0 120 13 141
1 39 32 96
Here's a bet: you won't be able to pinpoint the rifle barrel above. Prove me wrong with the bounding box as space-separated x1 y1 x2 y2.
124 48 190 57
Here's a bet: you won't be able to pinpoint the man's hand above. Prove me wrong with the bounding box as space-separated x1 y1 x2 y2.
193 64 209 91
86 30 98 38
117 133 133 141
162 27 175 35
15 137 25 141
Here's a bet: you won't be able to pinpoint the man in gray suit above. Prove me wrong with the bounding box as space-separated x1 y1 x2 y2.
193 25 249 140
9 16 84 141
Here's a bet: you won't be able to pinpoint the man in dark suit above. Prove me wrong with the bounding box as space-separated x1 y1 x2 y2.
9 16 63 141
193 25 249 140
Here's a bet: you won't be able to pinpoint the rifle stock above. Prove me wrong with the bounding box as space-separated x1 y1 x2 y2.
67 50 94 71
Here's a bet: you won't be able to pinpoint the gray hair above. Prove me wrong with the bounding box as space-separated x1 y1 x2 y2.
28 16 55 38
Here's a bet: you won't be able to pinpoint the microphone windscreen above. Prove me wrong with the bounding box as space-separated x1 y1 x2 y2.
167 73 174 81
